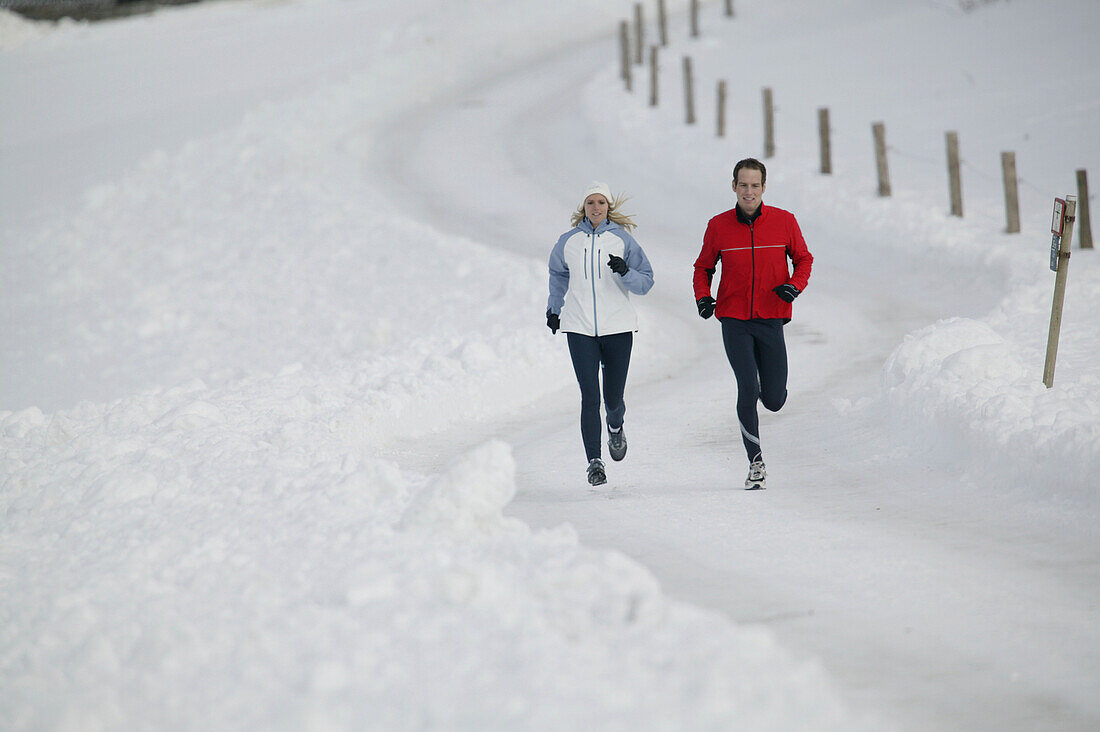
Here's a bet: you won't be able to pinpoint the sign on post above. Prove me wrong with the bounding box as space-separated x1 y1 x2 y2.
1050 197 1065 272
1043 195 1078 388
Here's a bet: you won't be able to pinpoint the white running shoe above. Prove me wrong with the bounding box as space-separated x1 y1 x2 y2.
744 458 766 490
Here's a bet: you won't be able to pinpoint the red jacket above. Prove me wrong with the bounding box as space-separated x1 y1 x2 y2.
693 204 813 321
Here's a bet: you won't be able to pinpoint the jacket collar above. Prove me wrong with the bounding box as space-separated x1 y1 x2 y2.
580 217 617 234
735 204 765 226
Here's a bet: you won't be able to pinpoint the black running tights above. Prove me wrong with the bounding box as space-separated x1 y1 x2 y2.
566 331 633 462
720 318 788 462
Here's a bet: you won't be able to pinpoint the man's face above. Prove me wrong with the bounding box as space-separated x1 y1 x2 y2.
733 169 765 213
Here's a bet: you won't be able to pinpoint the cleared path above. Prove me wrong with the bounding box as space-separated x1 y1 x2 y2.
370 27 1100 732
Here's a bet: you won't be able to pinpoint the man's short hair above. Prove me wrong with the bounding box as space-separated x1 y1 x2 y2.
733 158 767 185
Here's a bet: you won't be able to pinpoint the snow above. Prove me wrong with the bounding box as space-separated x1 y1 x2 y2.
1 422 852 728
2 0 1098 729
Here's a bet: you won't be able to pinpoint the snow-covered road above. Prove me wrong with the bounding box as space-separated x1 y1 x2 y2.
372 9 1100 731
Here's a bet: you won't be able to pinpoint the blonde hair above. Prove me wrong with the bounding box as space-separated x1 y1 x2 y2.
571 192 637 232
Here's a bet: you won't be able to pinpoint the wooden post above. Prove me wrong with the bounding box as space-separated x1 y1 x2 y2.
946 131 963 217
873 122 891 197
725 0 735 17
619 21 632 92
1077 169 1093 248
657 0 668 47
1043 195 1078 388
762 87 775 158
633 4 644 65
683 56 696 125
649 45 659 107
716 80 727 137
1002 151 1020 233
690 0 699 38
818 107 831 175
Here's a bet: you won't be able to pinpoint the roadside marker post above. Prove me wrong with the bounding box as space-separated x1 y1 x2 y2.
619 21 632 91
1043 194 1078 388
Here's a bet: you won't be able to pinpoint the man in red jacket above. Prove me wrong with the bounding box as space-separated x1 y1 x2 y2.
693 158 813 489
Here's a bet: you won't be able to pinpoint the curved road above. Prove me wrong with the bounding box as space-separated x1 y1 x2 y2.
366 26 1099 732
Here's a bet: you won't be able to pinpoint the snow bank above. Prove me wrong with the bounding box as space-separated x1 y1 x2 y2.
883 270 1100 497
1 407 858 728
2 28 572 412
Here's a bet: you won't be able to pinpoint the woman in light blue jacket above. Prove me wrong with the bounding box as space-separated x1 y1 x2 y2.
546 182 654 486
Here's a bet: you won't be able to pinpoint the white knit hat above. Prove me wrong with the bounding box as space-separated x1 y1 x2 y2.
582 181 613 203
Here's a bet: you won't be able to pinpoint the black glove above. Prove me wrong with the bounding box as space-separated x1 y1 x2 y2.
773 284 800 303
607 253 629 276
546 310 560 334
696 296 716 319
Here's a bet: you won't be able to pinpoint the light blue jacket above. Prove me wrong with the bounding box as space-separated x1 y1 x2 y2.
547 218 654 337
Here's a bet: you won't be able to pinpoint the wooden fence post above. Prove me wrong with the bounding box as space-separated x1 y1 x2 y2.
724 0 735 17
1044 195 1077 388
657 0 668 47
762 87 775 158
619 21 632 92
873 122 891 197
946 131 963 217
818 107 831 175
649 45 659 107
1077 169 1093 248
683 56 696 125
717 80 727 137
690 0 699 38
1002 151 1020 233
633 4 644 65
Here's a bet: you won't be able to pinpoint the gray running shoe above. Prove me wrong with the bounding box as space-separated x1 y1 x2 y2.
607 426 627 462
587 458 607 486
744 458 767 490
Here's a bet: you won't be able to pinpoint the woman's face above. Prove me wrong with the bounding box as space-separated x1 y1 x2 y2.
585 194 609 226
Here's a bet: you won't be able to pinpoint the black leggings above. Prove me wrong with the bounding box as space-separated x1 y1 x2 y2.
566 331 633 462
721 318 787 462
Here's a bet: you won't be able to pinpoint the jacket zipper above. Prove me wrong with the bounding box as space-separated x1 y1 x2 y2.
590 231 600 336
749 220 756 317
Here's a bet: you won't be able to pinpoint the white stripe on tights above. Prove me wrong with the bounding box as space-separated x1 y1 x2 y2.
739 420 760 446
